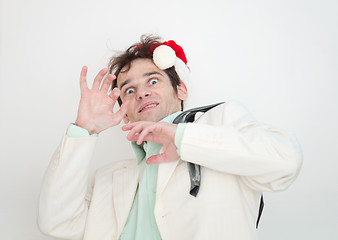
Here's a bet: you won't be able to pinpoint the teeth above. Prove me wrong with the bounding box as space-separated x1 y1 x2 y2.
141 104 157 111
144 104 157 109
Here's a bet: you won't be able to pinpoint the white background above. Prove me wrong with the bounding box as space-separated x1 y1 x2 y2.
1 0 337 239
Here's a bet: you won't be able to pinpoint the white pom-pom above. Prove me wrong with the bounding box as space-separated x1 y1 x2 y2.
153 45 176 70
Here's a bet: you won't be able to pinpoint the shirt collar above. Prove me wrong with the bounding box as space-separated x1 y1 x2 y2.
131 111 182 163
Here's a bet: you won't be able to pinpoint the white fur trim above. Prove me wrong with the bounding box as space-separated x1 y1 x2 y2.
175 58 191 95
174 58 189 81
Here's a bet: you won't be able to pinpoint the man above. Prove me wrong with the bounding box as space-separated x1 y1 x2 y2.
38 35 302 240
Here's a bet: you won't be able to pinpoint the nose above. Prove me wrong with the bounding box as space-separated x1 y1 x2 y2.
136 87 151 100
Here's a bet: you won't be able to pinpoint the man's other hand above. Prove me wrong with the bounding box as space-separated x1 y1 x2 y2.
122 122 179 164
75 66 129 134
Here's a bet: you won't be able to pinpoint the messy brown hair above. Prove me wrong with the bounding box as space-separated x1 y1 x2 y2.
108 35 184 109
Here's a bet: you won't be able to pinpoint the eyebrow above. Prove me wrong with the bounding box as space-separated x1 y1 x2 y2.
119 71 164 90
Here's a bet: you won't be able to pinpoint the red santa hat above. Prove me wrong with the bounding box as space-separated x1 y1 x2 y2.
151 40 190 86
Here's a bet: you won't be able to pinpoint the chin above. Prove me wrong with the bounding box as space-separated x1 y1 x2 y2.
133 109 161 122
137 113 165 122
141 116 161 122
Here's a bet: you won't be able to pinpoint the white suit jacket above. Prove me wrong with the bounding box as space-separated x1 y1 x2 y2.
38 101 302 240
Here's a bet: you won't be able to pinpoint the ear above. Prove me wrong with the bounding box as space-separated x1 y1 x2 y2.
123 115 130 124
177 81 188 101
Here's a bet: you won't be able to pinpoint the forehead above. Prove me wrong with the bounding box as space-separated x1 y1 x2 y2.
117 58 163 87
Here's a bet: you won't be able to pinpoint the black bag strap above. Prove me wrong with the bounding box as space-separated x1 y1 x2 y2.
173 102 264 228
256 195 264 228
173 102 224 197
173 102 225 125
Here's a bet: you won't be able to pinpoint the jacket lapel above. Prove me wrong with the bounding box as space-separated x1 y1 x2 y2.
112 164 140 237
156 158 180 198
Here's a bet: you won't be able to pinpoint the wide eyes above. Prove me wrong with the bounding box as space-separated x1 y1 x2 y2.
125 88 135 95
123 78 158 95
149 79 158 85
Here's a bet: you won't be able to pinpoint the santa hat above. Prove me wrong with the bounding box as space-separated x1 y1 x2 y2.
151 40 190 86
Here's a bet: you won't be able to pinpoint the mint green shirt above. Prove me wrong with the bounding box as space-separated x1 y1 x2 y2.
66 114 187 240
119 112 183 240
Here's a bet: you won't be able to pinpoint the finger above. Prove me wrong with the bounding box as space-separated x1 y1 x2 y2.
136 125 155 145
126 123 149 142
111 100 129 125
126 127 159 143
92 68 108 90
126 134 140 142
80 66 89 93
124 122 152 143
146 153 166 164
142 134 157 141
122 121 148 131
109 87 121 103
101 74 115 93
122 124 132 131
140 134 156 143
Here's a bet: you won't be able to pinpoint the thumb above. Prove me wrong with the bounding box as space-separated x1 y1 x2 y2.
146 153 166 164
113 101 129 124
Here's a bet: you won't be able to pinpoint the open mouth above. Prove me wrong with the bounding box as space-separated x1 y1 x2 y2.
138 103 159 113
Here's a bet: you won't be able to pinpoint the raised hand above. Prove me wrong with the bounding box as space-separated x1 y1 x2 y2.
122 121 179 164
75 66 129 134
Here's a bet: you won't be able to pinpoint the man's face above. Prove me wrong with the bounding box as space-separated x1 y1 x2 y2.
117 58 187 123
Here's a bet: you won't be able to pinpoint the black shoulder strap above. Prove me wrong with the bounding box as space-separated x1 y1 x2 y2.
173 102 264 229
173 102 224 197
173 102 225 124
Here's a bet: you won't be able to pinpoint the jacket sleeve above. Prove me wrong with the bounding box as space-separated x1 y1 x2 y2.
179 101 303 192
37 134 98 239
